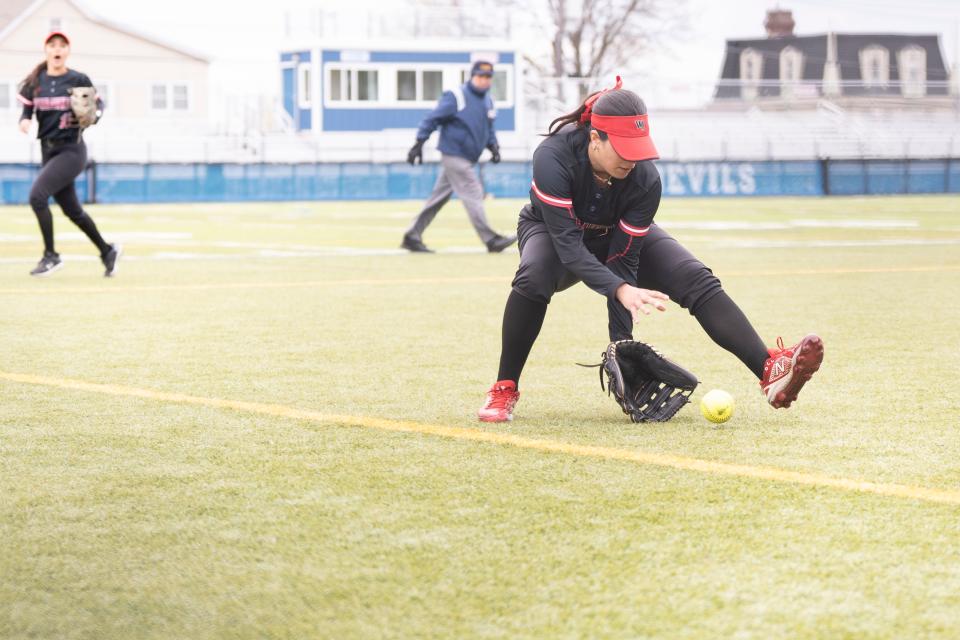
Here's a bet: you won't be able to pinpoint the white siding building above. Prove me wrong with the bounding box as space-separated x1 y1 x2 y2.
0 0 209 161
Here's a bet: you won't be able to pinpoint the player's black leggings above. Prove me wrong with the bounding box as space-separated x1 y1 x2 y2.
29 140 110 256
496 219 770 386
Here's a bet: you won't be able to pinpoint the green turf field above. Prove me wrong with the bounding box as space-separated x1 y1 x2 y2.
2 195 959 639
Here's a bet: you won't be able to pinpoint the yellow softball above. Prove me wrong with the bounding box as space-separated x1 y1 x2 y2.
700 389 735 424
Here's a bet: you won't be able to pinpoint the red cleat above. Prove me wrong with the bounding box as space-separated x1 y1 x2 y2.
760 334 824 409
478 380 520 423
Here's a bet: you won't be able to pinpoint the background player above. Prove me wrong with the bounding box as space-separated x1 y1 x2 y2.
477 80 824 422
17 31 120 277
402 61 517 254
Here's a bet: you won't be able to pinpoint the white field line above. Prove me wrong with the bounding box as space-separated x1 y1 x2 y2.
660 219 921 230
2 236 959 264
0 266 955 295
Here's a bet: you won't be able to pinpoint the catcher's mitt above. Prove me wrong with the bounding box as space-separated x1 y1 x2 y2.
588 341 699 423
67 87 98 129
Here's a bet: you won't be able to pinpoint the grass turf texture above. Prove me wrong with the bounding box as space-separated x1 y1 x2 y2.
1 195 959 639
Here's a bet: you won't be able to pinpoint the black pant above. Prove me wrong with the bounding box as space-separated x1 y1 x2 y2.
29 140 109 256
511 218 723 341
497 217 770 385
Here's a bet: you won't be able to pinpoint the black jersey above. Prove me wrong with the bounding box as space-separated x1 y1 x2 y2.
18 69 101 142
524 124 662 299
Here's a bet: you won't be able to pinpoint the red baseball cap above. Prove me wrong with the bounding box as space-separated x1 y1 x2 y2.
590 113 659 162
44 31 70 45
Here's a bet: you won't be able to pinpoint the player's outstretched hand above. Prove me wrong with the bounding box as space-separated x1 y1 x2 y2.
616 283 669 323
407 140 425 165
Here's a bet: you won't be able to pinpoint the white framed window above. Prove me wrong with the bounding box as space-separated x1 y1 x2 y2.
740 48 763 100
397 70 417 101
898 45 926 98
329 68 344 101
325 62 514 108
396 69 444 102
780 46 803 83
357 70 378 100
423 70 443 101
172 84 189 110
779 46 803 98
326 66 378 102
0 82 11 110
150 83 191 112
297 63 312 108
151 84 167 110
860 45 890 88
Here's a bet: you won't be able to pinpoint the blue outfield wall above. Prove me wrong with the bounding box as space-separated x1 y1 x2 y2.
1 159 959 204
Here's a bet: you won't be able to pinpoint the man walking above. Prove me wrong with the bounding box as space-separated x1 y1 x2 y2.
402 61 517 253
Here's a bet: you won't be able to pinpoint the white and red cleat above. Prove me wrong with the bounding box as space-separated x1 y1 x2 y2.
478 380 520 423
760 334 824 409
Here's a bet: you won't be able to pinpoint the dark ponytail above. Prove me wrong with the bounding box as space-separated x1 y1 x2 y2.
546 90 603 136
545 88 649 137
19 61 47 97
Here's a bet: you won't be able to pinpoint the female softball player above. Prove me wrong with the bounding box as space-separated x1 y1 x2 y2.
478 79 823 422
17 31 120 277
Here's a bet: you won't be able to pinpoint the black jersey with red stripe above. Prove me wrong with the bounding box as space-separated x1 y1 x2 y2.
18 69 100 142
523 124 662 298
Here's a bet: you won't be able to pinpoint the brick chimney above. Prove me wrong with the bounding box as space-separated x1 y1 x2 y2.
765 9 795 38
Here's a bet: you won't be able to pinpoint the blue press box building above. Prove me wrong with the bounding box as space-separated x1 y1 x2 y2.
278 42 519 134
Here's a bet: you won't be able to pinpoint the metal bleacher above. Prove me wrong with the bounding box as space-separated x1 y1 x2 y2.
650 105 960 161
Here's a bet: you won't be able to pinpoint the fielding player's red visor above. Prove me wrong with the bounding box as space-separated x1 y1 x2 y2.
590 113 659 162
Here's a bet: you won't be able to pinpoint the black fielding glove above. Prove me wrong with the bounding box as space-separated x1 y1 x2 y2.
590 341 699 422
487 143 501 164
407 140 425 165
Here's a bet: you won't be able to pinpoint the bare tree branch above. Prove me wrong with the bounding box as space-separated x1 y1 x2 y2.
418 0 688 102
535 0 667 97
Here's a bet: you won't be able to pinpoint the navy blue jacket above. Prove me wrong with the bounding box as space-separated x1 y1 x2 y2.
415 82 498 163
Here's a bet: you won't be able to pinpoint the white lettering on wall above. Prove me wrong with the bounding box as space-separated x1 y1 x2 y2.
738 163 756 194
686 164 706 194
707 164 720 194
721 164 738 194
658 163 759 196
665 164 686 195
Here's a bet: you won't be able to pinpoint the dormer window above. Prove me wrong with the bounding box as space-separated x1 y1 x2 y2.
740 48 763 99
779 46 803 97
860 45 889 88
898 45 926 97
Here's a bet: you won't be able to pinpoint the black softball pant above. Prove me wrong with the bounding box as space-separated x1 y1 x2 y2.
496 218 770 385
29 141 109 256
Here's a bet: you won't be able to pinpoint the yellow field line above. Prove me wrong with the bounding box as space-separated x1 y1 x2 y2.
3 369 960 506
0 265 957 295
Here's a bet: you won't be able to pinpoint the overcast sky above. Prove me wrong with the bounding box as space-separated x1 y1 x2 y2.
80 0 959 107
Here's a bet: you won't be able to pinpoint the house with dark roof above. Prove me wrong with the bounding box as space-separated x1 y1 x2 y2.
714 9 955 108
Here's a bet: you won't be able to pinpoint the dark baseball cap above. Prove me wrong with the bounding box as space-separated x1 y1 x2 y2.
471 61 494 77
44 31 70 45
